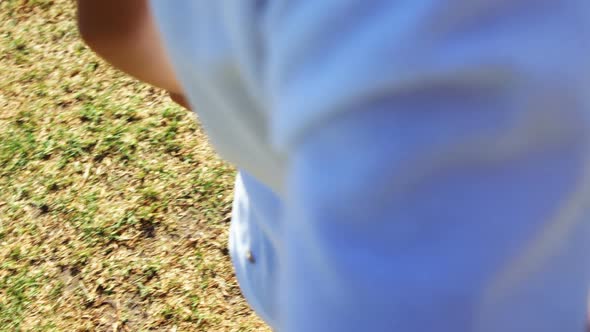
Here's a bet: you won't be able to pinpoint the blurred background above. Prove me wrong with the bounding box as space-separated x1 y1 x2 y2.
0 0 267 330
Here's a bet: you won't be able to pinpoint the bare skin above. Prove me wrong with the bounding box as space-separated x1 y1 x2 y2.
168 92 191 110
76 0 189 109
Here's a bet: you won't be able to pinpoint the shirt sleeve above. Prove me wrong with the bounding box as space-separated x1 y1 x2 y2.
266 1 590 331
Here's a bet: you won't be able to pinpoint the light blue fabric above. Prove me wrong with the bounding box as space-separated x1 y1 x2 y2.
150 1 590 330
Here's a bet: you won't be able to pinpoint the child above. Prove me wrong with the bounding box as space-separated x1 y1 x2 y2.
78 1 590 330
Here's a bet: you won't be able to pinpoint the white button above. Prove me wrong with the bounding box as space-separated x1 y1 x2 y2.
246 250 256 264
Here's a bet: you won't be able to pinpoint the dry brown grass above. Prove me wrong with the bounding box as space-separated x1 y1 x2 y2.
0 0 268 330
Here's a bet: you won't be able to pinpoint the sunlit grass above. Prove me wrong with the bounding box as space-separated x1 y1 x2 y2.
0 0 267 330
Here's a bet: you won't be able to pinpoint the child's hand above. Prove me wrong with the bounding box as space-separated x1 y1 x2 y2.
77 0 182 94
169 92 191 110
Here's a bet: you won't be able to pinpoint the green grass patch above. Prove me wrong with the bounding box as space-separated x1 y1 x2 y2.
0 0 267 330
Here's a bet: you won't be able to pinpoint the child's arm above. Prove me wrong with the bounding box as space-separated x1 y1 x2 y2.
76 0 183 96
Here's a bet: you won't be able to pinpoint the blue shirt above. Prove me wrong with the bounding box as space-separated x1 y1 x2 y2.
150 1 590 330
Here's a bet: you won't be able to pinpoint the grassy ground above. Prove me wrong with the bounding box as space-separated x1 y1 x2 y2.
0 0 268 330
